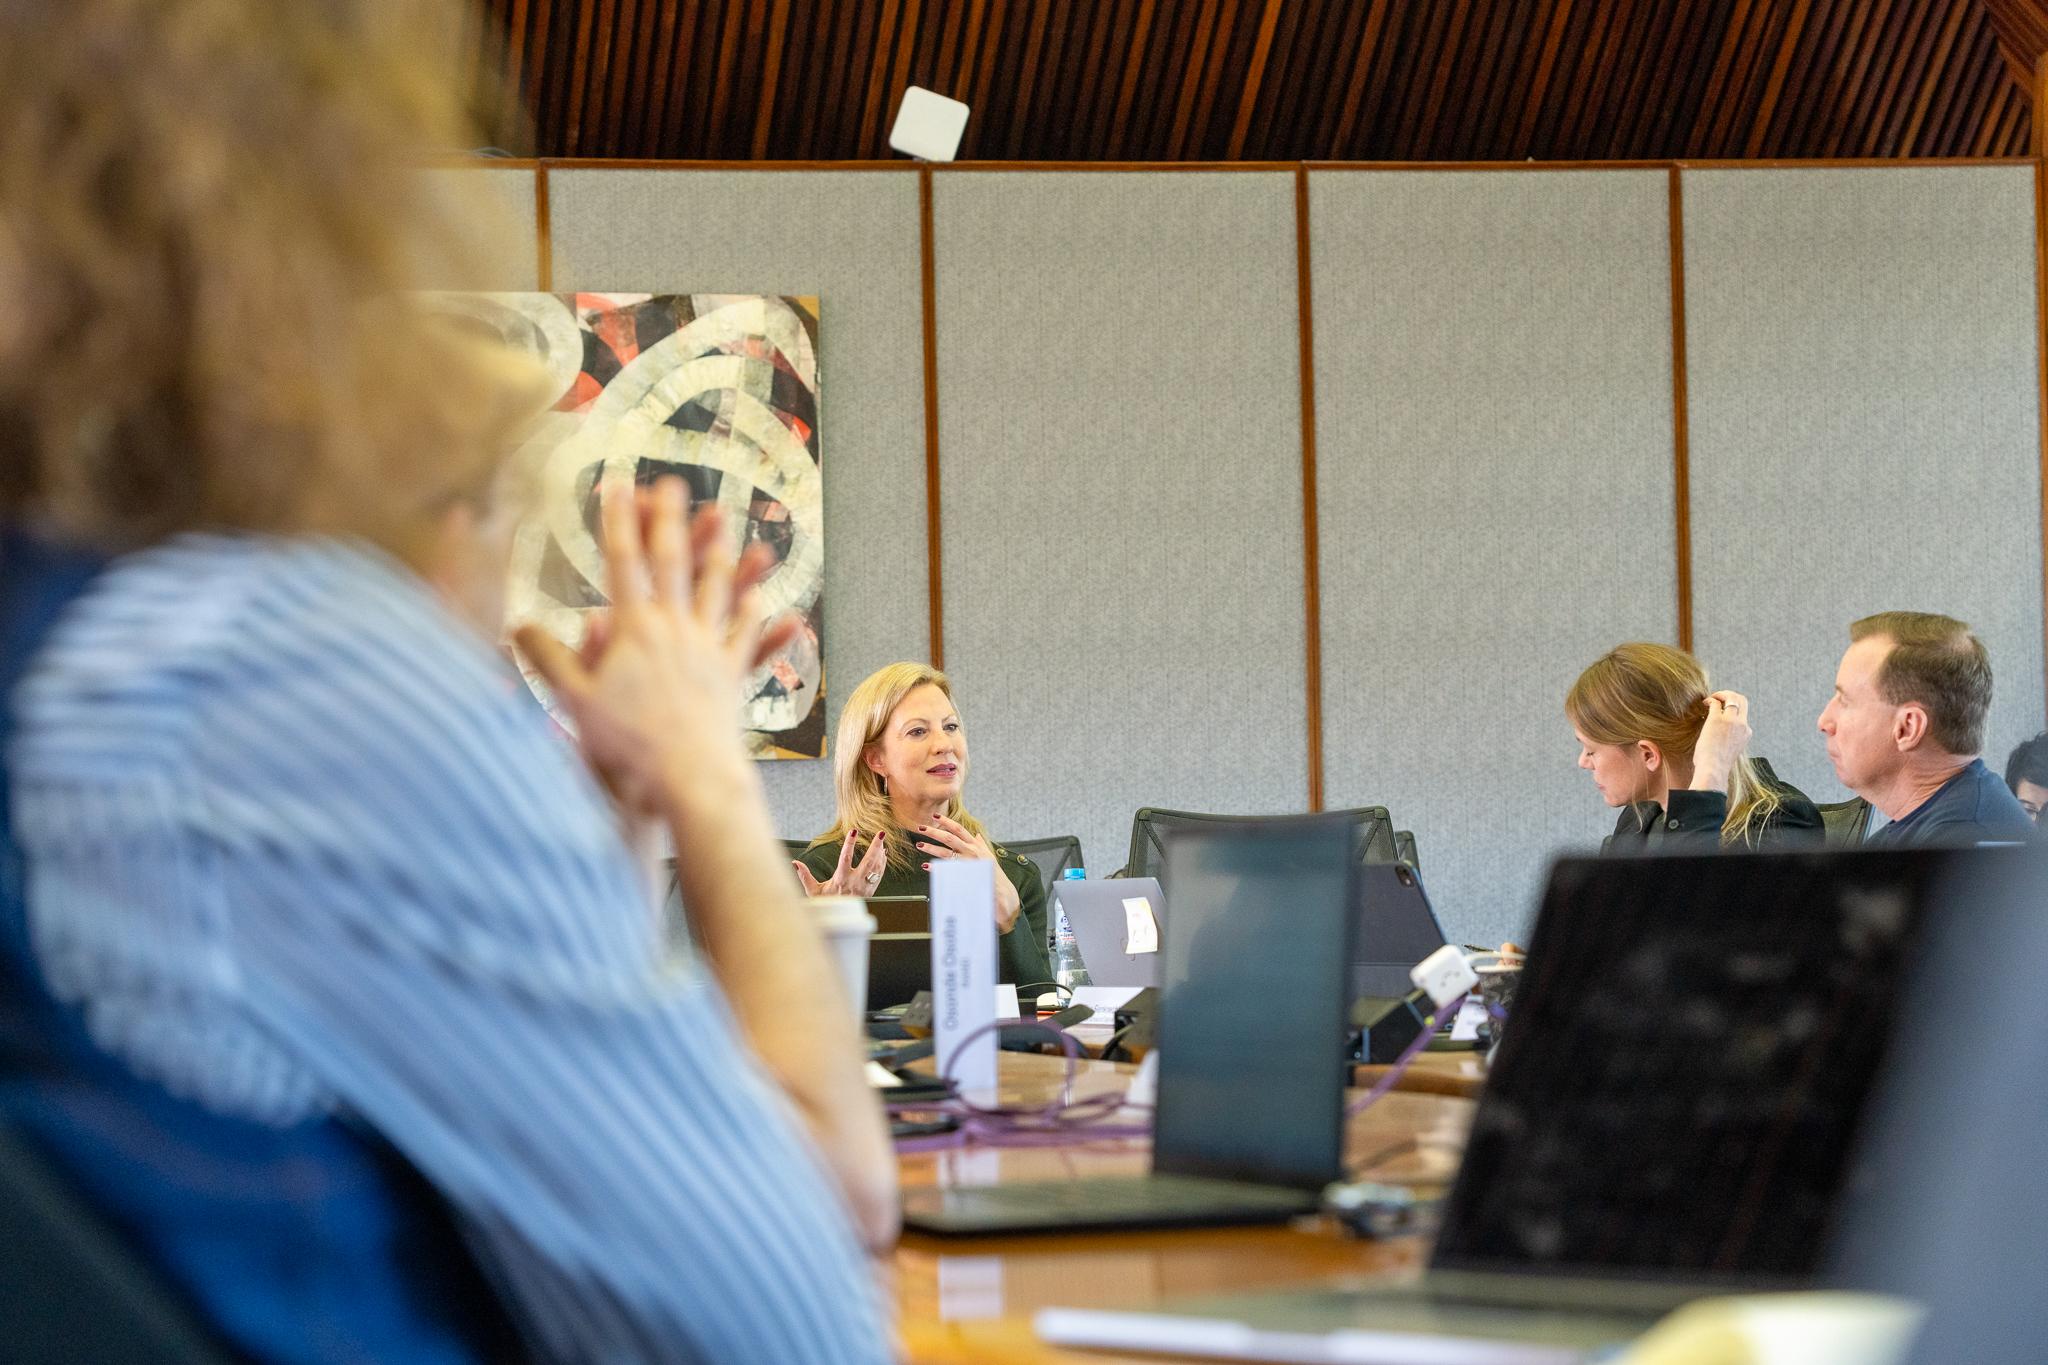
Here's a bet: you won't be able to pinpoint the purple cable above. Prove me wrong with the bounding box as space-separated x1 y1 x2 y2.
1347 993 1465 1116
887 1016 1154 1152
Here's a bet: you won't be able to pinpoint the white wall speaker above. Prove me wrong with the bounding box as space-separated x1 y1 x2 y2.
888 86 970 162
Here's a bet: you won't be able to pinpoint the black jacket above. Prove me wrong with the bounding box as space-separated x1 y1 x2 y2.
1601 760 1825 854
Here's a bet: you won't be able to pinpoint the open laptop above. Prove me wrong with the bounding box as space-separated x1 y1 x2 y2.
1352 862 1450 1000
864 896 929 1011
1054 876 1165 988
900 816 1362 1235
1037 848 1955 1361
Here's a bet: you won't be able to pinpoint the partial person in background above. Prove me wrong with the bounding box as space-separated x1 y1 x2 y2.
0 3 892 1361
1568 642 1824 852
2002 731 2048 824
796 662 1054 989
1819 611 2032 847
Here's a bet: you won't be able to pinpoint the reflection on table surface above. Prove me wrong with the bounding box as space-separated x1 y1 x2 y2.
891 1050 1479 1364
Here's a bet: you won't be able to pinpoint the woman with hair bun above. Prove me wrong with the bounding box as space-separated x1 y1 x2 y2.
1567 643 1824 852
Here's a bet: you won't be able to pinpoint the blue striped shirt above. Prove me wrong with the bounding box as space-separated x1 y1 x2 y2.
7 533 889 1363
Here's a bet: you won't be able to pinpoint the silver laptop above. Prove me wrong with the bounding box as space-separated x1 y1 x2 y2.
1052 876 1165 988
1038 848 1955 1361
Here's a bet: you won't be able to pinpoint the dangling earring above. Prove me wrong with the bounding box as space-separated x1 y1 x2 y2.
877 774 888 796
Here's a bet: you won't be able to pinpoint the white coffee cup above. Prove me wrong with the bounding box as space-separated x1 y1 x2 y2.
810 896 877 1020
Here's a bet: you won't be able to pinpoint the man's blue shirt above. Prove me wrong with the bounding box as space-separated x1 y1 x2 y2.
1866 758 2034 848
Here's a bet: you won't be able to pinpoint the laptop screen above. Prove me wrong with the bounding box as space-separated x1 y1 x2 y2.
1432 850 1943 1283
1353 863 1451 999
1152 817 1357 1190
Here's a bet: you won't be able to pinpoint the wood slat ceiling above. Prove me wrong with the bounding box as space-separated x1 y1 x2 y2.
1984 0 2048 84
463 0 2036 162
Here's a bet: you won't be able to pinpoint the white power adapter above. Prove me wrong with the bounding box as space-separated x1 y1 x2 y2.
1410 944 1480 1009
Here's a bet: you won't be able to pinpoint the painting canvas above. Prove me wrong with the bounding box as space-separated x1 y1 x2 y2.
427 291 826 759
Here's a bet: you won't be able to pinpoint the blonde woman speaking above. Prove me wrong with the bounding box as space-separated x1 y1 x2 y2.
795 663 1053 988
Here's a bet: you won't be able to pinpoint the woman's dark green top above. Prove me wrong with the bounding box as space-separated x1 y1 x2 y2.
797 835 1053 989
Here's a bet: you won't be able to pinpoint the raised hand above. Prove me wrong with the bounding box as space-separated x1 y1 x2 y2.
912 814 1020 933
793 829 890 897
514 474 798 817
1689 689 1753 793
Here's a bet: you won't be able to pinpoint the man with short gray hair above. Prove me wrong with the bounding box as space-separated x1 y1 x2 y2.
1817 611 2032 846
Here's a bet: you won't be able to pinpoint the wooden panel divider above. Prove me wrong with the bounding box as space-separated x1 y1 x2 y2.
2035 156 2048 713
1668 166 1694 653
1295 167 1326 812
533 163 552 290
919 166 946 671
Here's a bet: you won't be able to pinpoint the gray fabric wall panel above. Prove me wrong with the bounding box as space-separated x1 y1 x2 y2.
418 167 540 289
1683 167 2045 806
1310 170 1678 948
546 170 927 840
932 172 1309 876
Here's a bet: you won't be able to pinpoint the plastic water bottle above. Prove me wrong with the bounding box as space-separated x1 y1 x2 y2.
1052 867 1092 989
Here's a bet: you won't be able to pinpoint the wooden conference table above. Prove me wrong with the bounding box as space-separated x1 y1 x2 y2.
892 1050 1484 1364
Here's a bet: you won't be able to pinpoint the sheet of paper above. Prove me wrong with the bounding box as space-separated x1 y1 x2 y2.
1450 995 1487 1042
938 1256 1006 1322
1121 896 1160 955
931 858 998 1100
994 983 1020 1019
863 1060 903 1089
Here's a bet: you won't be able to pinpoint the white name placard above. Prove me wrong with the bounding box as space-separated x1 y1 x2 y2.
930 858 998 1099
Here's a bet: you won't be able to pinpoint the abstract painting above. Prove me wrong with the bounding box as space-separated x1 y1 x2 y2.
427 291 826 759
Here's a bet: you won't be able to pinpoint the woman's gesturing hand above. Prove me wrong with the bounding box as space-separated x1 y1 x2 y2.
514 474 798 818
794 830 889 897
912 815 1021 934
1689 689 1753 793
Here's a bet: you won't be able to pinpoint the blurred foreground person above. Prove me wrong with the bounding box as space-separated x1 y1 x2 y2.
0 2 893 1361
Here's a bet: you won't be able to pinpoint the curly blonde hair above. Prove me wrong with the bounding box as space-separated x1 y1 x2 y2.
810 662 989 872
0 0 527 557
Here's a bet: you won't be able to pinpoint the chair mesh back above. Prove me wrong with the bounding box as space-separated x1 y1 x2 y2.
1000 835 1085 904
1817 798 1874 849
1122 807 1396 888
1394 830 1419 868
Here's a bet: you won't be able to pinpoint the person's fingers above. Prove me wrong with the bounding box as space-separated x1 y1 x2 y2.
599 473 648 609
859 833 888 872
693 510 737 631
646 477 689 604
732 541 778 605
577 610 613 668
793 862 823 896
513 625 590 704
685 498 722 566
855 837 888 888
833 829 860 880
751 612 803 671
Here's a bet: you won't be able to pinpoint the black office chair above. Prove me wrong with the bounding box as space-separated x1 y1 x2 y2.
0 1123 239 1364
1817 797 1874 848
1393 830 1419 868
1000 834 1086 904
1117 806 1398 888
